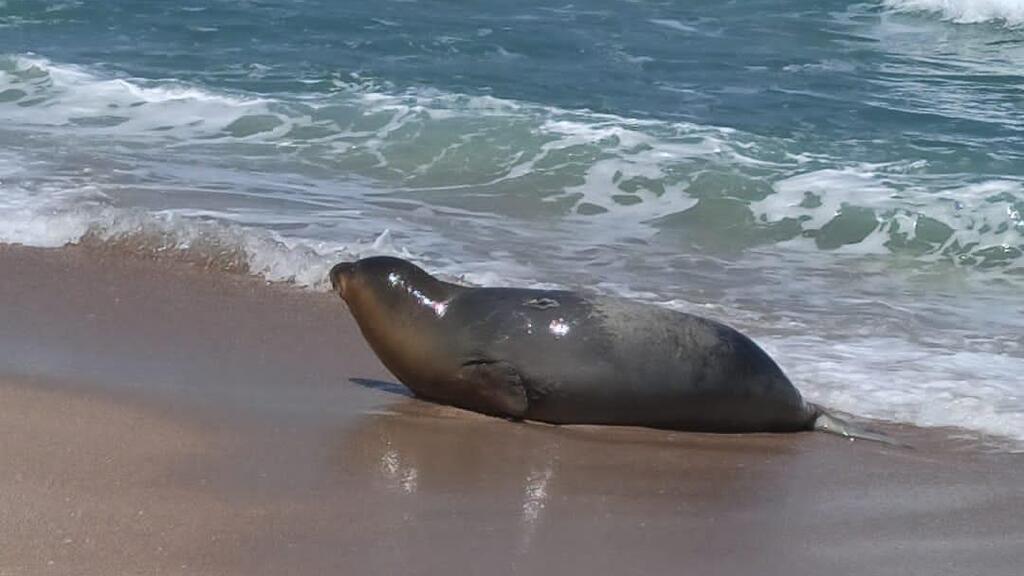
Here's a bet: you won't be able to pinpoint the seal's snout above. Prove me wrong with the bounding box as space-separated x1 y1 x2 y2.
329 262 354 294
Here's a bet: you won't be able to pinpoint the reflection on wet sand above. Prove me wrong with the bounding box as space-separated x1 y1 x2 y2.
519 464 554 553
335 394 820 565
323 393 1020 575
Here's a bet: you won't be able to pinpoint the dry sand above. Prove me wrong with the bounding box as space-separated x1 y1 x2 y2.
0 244 1021 575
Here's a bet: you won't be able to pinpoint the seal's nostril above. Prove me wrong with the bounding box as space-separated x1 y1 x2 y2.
329 262 354 291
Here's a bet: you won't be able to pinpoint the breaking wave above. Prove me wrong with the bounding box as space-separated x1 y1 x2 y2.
1 54 1021 275
884 0 1024 26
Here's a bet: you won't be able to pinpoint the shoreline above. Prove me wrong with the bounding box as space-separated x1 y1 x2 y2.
1 243 1021 575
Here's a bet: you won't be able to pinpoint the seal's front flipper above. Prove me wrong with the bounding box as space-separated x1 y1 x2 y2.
811 404 909 448
456 360 528 419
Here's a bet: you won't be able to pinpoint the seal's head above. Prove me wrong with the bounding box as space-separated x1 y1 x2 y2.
329 261 354 297
329 256 460 389
329 256 454 319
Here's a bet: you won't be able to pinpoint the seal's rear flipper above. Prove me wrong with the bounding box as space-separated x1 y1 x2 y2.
811 405 909 448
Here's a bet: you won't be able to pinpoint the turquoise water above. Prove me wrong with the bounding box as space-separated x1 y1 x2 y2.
1 0 1022 445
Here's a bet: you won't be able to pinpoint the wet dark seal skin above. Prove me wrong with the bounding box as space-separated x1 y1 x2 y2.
331 256 894 440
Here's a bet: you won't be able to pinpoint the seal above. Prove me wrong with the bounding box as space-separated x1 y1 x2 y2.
330 256 892 440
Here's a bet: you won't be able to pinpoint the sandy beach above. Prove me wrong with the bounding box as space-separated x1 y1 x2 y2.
0 243 1021 575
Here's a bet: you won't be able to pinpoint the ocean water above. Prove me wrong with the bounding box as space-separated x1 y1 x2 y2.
1 0 1022 446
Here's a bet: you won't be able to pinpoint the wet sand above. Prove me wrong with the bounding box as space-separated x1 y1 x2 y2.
1 243 1021 575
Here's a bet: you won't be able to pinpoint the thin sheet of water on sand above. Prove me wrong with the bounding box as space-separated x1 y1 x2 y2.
0 244 1020 576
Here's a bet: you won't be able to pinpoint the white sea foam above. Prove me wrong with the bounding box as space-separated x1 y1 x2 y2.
0 158 410 289
648 19 699 33
752 163 1023 269
884 0 1024 26
766 334 1024 448
311 80 755 230
0 55 281 138
5 54 1018 275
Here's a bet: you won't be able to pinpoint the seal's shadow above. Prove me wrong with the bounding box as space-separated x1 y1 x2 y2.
349 377 414 398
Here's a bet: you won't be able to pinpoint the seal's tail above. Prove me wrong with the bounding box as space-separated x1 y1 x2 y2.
809 404 907 447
